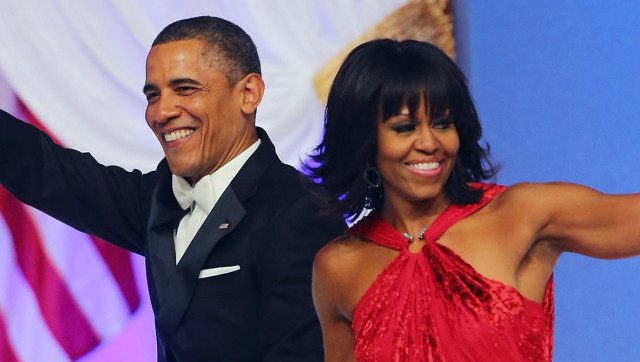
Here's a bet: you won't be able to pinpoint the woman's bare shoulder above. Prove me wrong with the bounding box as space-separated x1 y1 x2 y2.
496 181 544 199
485 182 558 210
313 233 371 311
314 233 369 276
482 181 599 236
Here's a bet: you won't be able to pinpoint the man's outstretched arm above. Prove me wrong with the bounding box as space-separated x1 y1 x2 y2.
0 109 154 254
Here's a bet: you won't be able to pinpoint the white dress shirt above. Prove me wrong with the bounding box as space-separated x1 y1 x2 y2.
171 139 261 263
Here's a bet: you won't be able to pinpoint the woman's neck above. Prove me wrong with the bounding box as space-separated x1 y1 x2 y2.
380 193 450 237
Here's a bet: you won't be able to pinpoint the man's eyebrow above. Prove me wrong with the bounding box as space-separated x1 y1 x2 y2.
169 78 202 87
142 78 202 94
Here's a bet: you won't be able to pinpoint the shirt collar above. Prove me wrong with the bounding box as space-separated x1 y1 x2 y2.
172 139 261 214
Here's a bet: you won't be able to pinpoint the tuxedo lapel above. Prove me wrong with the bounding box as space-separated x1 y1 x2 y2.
154 187 246 349
147 162 186 301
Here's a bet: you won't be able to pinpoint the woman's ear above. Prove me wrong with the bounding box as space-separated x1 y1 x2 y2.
239 73 265 115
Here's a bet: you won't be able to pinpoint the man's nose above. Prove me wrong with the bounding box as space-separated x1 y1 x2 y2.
154 95 180 123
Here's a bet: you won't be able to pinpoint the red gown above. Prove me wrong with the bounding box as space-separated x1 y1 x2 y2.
348 184 554 361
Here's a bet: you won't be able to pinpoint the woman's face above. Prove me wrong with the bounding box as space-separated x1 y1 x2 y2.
376 97 459 209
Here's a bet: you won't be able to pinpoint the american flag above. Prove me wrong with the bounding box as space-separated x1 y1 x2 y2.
0 101 141 361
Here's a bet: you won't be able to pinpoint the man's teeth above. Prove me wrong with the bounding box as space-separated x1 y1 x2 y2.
164 129 194 142
409 162 439 170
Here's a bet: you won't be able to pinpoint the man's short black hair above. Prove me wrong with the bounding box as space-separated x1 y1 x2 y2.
153 16 261 85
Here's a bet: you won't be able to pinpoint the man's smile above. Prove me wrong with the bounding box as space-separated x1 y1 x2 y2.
163 128 194 142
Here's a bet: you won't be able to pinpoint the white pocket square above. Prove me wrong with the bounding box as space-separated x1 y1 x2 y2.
198 265 241 279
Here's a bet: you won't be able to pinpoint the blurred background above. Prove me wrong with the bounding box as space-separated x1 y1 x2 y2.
0 1 638 361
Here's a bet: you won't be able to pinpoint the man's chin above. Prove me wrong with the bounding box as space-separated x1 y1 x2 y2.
166 161 195 179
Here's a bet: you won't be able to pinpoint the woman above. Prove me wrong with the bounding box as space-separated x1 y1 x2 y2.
306 38 640 361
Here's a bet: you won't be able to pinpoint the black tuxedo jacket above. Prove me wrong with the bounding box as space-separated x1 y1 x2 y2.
0 109 346 361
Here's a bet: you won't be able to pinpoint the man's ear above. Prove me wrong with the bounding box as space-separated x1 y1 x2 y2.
239 73 264 115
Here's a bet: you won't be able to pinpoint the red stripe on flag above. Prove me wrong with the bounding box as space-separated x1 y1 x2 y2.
19 101 141 314
0 309 19 362
90 236 141 312
0 187 101 359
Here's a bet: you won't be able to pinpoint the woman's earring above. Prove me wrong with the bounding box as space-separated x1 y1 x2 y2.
363 166 381 209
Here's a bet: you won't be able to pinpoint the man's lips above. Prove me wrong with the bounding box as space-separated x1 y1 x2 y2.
163 128 194 142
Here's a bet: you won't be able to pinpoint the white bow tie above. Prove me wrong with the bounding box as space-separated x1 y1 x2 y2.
172 175 216 213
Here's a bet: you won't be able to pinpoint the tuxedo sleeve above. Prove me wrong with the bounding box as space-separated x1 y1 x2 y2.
0 109 155 255
257 192 346 361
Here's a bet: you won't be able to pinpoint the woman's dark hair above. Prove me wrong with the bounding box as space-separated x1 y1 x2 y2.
304 38 498 221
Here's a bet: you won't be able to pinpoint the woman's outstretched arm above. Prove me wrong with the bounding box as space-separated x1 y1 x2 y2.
509 182 640 259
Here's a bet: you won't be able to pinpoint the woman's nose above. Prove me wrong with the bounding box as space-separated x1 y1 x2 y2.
414 126 438 153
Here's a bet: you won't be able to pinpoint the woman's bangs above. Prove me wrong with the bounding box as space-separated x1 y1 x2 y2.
377 64 452 121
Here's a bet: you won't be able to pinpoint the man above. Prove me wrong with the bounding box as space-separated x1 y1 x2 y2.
0 16 345 361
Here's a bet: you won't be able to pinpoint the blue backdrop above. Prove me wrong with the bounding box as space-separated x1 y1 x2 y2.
454 1 640 360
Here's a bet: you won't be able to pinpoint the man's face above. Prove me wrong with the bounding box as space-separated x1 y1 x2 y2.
143 39 255 183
